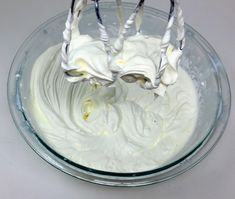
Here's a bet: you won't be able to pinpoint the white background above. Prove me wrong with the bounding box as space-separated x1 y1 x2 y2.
0 0 234 198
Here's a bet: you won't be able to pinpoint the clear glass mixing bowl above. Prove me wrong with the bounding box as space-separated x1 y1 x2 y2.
8 2 231 186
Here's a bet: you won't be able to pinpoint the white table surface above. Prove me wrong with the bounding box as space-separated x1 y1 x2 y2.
0 0 234 198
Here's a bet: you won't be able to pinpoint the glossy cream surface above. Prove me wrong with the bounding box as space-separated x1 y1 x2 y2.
28 42 198 173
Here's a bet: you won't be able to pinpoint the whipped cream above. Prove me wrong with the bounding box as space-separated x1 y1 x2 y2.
62 0 185 96
28 43 198 173
64 33 180 96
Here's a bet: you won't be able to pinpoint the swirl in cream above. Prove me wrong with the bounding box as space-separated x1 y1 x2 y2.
28 40 198 172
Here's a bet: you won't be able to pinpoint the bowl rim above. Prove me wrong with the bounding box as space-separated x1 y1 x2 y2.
7 2 231 186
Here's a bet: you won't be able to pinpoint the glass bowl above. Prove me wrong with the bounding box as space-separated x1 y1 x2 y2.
8 2 231 186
